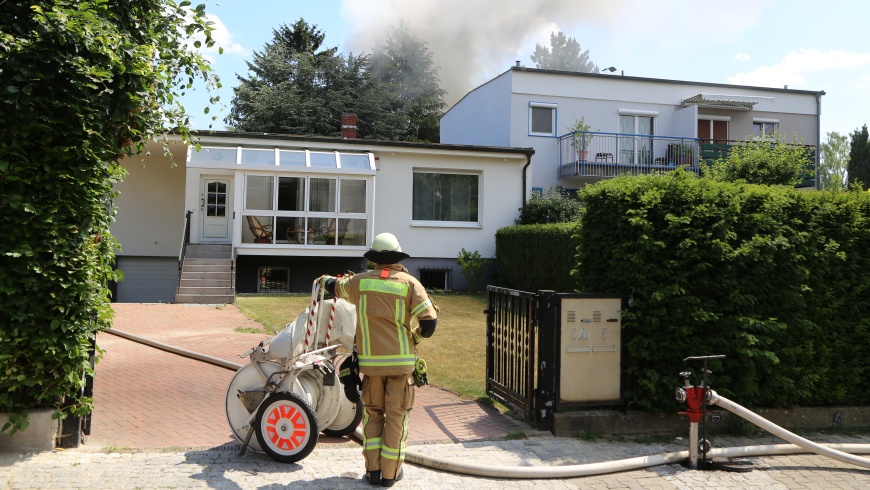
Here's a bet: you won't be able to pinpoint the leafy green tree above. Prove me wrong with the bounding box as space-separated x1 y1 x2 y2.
819 131 850 191
704 133 812 186
847 124 870 190
0 0 217 432
369 22 446 142
516 187 584 224
530 31 597 72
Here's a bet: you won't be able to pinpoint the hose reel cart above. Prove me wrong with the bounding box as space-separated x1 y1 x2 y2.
225 285 361 463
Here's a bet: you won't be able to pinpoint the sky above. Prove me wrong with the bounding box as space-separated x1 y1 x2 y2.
182 0 870 141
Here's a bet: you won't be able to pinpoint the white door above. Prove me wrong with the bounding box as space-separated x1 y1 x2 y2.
201 178 231 240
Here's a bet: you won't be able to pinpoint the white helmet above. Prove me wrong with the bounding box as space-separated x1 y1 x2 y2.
364 232 410 263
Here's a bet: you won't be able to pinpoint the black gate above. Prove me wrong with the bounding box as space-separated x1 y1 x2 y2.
484 286 557 430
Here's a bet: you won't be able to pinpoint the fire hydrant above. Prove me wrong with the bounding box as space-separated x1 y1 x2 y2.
676 371 711 469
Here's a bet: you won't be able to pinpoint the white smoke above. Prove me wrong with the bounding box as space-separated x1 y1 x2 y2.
341 0 624 107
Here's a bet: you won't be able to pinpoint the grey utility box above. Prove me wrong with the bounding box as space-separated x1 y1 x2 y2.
558 295 622 405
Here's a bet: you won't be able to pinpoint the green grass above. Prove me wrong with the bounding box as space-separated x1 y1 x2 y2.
233 292 489 400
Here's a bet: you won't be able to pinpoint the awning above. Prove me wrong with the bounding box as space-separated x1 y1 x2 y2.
681 93 773 110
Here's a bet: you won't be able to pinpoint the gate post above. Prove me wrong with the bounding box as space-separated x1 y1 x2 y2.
535 290 557 431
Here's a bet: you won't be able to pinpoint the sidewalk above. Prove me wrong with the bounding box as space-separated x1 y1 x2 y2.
1 303 868 489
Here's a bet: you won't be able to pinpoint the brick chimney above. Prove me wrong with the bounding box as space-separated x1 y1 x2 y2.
341 113 358 139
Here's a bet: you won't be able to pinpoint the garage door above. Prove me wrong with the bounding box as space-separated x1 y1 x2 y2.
115 257 177 303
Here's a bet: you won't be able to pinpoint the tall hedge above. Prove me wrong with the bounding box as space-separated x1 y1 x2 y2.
495 223 578 292
577 170 870 411
0 1 217 431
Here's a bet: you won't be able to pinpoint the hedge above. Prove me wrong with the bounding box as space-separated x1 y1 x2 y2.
576 170 870 411
495 223 579 292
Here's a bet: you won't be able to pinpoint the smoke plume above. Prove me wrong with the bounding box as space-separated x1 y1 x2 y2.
342 0 624 107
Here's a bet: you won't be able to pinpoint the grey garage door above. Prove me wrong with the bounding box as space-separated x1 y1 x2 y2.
115 257 177 303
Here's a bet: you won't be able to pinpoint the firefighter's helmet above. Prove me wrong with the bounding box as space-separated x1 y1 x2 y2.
364 232 410 264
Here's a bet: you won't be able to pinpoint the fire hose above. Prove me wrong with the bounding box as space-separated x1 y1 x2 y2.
104 330 870 478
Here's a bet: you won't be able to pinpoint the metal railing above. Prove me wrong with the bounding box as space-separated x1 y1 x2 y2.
178 210 192 280
559 131 700 178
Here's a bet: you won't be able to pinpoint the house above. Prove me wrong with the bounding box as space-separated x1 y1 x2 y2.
441 66 824 194
111 125 533 303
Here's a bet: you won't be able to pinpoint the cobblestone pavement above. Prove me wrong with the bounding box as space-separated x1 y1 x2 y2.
2 433 869 489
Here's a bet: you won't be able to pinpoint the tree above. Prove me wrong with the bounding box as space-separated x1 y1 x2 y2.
704 133 812 186
369 22 446 142
1 0 217 432
530 31 597 73
819 131 850 191
847 124 870 190
226 19 406 139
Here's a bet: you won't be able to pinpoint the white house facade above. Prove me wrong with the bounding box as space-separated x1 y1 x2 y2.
441 66 824 194
111 131 533 302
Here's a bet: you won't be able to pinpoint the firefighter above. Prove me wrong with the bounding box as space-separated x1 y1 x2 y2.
321 232 437 487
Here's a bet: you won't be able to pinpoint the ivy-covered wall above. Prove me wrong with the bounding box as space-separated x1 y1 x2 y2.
577 171 870 411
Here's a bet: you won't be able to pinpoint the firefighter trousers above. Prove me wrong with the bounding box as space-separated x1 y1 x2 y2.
361 373 415 479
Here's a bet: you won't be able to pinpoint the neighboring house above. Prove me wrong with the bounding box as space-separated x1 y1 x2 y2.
111 128 533 302
441 66 824 194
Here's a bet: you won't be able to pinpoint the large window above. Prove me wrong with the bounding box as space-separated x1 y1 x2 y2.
529 102 556 136
242 175 368 246
618 114 654 164
412 172 479 223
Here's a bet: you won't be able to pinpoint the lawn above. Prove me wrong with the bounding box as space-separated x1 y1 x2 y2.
234 292 490 401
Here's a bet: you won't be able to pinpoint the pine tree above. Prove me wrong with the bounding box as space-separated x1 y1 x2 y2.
530 31 597 73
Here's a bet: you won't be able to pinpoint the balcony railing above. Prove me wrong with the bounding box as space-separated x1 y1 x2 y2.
559 131 700 178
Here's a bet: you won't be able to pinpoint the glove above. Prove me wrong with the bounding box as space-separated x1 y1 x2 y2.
339 351 362 403
413 357 429 387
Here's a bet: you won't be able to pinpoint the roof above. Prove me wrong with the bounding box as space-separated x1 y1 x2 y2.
508 66 826 97
188 130 535 158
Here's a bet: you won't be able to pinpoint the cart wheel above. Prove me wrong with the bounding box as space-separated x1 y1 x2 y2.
255 392 319 463
322 398 363 437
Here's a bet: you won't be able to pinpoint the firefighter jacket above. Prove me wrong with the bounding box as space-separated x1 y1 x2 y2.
335 264 437 376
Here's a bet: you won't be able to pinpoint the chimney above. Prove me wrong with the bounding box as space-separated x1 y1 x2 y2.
341 113 358 139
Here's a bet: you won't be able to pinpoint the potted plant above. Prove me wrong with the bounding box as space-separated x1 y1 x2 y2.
569 117 596 161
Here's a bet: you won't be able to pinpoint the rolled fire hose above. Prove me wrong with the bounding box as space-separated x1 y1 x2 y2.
105 330 870 478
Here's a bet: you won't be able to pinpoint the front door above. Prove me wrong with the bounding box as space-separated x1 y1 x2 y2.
201 178 231 241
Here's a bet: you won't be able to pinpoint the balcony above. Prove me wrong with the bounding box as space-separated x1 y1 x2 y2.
559 131 700 179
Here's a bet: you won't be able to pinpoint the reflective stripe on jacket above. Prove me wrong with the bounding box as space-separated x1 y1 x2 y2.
336 264 437 376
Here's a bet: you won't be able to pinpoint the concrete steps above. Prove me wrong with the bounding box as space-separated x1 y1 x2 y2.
175 245 235 304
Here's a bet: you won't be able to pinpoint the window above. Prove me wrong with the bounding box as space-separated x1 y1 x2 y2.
258 266 289 292
618 115 654 164
529 102 556 136
698 119 729 144
242 175 369 246
753 121 779 139
413 172 479 223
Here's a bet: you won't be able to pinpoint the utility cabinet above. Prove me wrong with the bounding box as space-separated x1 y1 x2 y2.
558 295 622 405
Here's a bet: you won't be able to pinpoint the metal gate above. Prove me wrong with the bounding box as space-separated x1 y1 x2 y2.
484 287 557 430
485 286 623 431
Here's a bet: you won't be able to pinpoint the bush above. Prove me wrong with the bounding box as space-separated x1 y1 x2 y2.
495 224 578 292
0 1 217 433
704 133 813 186
456 248 487 291
577 170 870 411
517 187 584 224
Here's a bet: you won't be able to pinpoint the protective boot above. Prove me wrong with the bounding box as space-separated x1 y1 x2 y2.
381 468 403 487
365 470 381 486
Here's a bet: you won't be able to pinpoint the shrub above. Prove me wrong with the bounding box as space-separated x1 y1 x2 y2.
577 170 870 411
704 133 812 186
495 224 578 292
456 248 487 291
517 186 584 225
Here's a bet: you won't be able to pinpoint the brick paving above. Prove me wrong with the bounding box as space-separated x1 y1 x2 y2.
90 303 525 450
